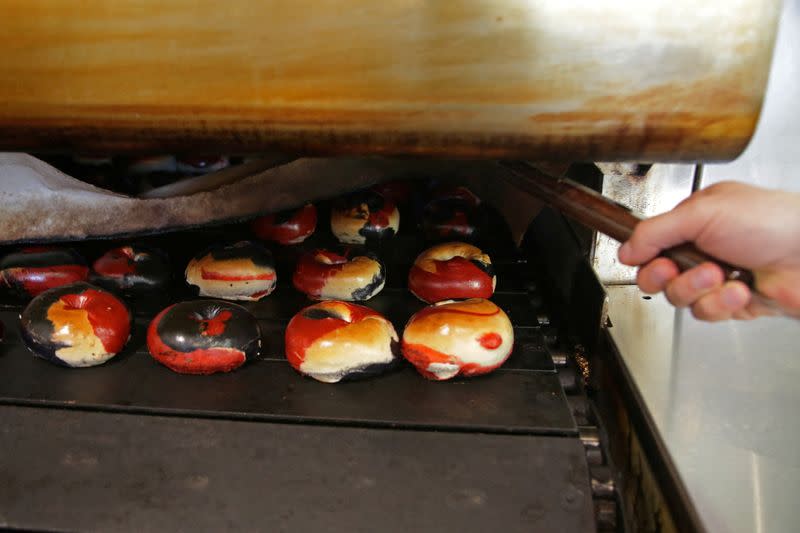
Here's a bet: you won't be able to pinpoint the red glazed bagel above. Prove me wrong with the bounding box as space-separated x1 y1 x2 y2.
147 300 261 375
285 301 399 383
252 204 317 245
293 248 385 301
20 282 131 368
401 298 513 381
408 242 495 303
186 241 277 301
0 247 89 298
422 186 483 241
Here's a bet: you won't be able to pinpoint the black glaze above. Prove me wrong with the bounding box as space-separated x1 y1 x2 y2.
351 259 387 301
154 300 260 359
302 307 342 321
91 245 171 294
336 190 397 244
0 248 86 270
201 241 275 269
19 282 131 367
469 258 496 279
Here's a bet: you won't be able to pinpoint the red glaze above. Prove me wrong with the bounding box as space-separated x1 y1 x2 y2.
252 204 317 245
92 248 137 276
367 207 390 230
147 306 246 375
285 303 381 370
437 211 472 238
200 269 276 281
10 265 90 297
409 257 493 303
409 303 501 322
292 250 348 299
400 342 455 380
477 332 503 350
59 289 131 354
292 250 347 298
192 310 232 336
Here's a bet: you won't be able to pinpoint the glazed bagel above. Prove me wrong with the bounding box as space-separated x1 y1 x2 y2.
186 241 277 301
422 186 483 241
401 298 513 381
0 247 89 298
331 190 399 245
285 301 399 383
147 300 261 374
408 242 495 303
91 245 170 294
293 248 385 301
20 282 131 368
253 204 317 245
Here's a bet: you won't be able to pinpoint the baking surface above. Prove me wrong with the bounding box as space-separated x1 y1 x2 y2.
0 209 571 434
0 406 594 532
0 0 780 159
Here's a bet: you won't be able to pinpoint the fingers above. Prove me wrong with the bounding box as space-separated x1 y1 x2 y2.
689 281 752 321
618 200 711 266
634 260 763 321
636 257 680 293
663 262 724 308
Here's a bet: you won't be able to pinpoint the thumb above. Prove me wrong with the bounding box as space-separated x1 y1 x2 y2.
618 199 711 266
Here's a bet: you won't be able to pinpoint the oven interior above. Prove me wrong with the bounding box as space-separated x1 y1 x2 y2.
0 158 699 533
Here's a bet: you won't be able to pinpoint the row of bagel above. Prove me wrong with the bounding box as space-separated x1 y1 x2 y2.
20 282 513 384
0 238 497 305
4 239 507 382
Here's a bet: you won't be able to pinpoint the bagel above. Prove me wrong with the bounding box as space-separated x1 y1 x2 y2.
422 186 482 241
293 248 385 301
91 245 170 294
0 247 89 298
285 301 399 383
147 300 261 374
401 298 513 380
331 190 399 245
252 204 317 245
408 242 495 303
186 241 277 301
20 282 131 368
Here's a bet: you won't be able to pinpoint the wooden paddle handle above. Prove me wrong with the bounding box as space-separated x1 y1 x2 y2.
500 161 756 289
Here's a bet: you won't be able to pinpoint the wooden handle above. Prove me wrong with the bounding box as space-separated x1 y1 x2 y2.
500 161 756 289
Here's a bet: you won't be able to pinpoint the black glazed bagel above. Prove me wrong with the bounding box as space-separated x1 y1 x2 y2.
0 247 89 298
331 190 399 245
91 245 170 294
421 186 485 241
147 300 261 374
20 282 131 368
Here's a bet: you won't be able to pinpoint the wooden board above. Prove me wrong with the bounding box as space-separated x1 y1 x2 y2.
0 0 781 160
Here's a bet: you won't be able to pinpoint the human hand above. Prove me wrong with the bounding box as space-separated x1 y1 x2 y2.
618 182 800 321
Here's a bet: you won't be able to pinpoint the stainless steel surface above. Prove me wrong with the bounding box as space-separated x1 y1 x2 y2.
0 0 782 160
592 164 695 285
703 0 800 192
607 285 800 533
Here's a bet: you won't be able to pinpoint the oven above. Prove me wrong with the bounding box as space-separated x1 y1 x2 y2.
0 2 783 532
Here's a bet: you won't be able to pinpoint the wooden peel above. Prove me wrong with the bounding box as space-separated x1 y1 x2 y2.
499 160 756 289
